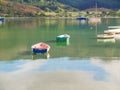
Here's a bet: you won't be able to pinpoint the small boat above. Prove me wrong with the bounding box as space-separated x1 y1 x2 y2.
88 17 101 25
0 17 5 22
104 29 120 39
31 42 50 54
76 17 87 21
56 34 70 42
97 33 114 39
88 2 101 26
104 29 120 34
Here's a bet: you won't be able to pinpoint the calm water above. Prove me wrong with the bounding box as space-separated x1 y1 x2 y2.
0 17 120 90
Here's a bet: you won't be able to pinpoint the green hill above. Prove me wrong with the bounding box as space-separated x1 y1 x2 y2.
0 0 78 17
0 0 120 17
0 0 42 16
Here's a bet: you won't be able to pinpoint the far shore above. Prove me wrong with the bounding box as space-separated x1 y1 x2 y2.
4 16 120 20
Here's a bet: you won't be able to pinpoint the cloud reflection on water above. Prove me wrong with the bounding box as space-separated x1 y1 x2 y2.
0 57 120 90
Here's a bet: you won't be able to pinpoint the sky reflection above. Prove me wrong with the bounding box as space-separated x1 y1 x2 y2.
37 57 108 81
0 57 108 81
0 57 120 90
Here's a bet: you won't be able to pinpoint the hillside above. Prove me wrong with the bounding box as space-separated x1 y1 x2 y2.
0 0 120 17
0 0 43 16
0 0 78 17
57 0 120 10
9 0 120 10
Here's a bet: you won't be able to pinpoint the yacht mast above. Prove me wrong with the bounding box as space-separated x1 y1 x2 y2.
95 1 98 17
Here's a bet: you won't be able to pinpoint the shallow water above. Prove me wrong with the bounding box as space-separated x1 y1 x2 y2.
0 17 120 90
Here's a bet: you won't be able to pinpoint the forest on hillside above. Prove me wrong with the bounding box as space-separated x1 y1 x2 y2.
0 0 120 17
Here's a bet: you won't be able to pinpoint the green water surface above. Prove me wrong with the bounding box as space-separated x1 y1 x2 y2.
0 17 120 60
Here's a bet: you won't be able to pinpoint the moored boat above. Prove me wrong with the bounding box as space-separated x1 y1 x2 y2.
97 33 114 39
56 34 70 42
0 17 5 22
88 2 101 26
88 17 101 25
31 42 50 54
104 28 120 34
76 17 87 21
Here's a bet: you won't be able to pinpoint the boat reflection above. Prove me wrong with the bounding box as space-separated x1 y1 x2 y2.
114 34 120 40
56 40 70 46
0 21 3 26
108 26 120 29
76 17 87 25
97 38 115 43
32 53 50 60
79 20 87 25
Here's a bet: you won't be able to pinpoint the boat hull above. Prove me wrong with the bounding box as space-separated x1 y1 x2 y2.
97 34 114 39
32 48 48 54
56 37 69 42
76 17 87 21
97 36 114 39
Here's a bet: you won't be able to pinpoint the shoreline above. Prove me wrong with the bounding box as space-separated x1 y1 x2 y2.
4 16 120 20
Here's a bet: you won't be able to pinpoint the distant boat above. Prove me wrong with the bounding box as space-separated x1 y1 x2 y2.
31 42 50 54
0 17 5 22
88 16 101 22
88 2 101 25
88 17 101 26
104 29 120 39
97 33 114 39
104 28 120 34
56 34 70 42
76 17 87 21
